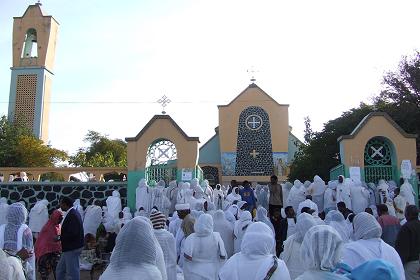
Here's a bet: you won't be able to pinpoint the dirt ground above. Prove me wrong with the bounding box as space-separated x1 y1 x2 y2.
37 270 101 280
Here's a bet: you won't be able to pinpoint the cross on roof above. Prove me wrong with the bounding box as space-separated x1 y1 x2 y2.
247 66 258 83
157 95 171 114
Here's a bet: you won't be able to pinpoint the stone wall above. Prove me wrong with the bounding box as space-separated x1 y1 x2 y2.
0 182 127 212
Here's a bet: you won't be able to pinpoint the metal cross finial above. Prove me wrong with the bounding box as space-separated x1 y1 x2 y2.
157 95 171 114
247 66 258 83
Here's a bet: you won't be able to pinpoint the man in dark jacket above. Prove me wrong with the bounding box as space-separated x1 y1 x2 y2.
56 196 84 280
395 205 420 280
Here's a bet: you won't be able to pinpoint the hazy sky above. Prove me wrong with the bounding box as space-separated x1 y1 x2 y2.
1 0 420 155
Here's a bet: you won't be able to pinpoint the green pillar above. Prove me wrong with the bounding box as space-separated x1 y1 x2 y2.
127 170 145 211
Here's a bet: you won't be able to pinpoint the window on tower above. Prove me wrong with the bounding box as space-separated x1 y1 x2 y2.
22 28 38 58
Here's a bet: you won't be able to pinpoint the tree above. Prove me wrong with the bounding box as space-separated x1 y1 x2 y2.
303 116 313 144
69 130 127 167
289 50 420 181
375 51 420 164
0 115 68 167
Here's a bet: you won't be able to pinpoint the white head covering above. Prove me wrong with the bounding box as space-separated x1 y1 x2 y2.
234 210 252 237
353 212 382 240
255 207 275 234
295 212 318 243
241 222 275 256
100 217 163 280
3 203 27 252
0 248 25 280
300 225 343 271
327 181 337 190
83 205 103 236
194 214 213 237
324 210 350 242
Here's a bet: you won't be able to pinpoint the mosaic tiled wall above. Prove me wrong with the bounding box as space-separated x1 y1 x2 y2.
0 182 127 212
235 106 273 176
201 166 219 186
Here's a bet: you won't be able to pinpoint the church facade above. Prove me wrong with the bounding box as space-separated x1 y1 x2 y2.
198 83 301 185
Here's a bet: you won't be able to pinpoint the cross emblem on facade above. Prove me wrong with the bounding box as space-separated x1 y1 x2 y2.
370 146 384 158
250 149 260 159
246 115 263 130
157 146 171 160
157 95 171 114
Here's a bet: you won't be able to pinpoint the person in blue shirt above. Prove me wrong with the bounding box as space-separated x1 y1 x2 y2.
239 181 257 213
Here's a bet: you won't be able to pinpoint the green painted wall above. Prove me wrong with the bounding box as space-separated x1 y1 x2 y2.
127 170 145 211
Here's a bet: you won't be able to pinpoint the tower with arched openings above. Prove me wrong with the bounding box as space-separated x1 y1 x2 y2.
8 3 59 142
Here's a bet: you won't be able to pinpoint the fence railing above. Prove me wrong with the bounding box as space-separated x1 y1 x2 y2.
330 164 345 181
364 165 393 184
145 166 177 184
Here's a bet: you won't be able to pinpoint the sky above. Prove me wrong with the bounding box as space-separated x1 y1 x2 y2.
1 0 420 155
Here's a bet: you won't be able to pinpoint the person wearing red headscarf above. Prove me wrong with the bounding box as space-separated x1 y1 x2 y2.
35 210 63 280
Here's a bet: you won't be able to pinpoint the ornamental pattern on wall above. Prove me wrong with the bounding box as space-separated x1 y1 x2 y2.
235 106 273 176
0 183 127 212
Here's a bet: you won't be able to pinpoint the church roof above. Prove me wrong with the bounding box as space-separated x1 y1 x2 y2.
217 83 288 108
337 111 417 142
125 114 200 142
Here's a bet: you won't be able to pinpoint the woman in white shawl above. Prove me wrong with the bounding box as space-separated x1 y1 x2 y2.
287 180 306 212
0 198 9 225
341 212 405 280
73 199 84 220
336 176 352 210
183 214 227 280
0 203 35 280
152 180 171 217
255 206 275 234
100 217 166 280
213 184 224 210
306 175 326 211
219 222 291 280
295 225 348 280
226 187 241 204
233 210 252 254
28 199 49 238
83 205 102 237
122 207 133 224
280 213 317 279
0 248 26 280
324 210 350 242
213 210 234 258
106 190 122 219
136 179 152 214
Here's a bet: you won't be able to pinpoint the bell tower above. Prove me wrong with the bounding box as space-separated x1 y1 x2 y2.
8 3 59 142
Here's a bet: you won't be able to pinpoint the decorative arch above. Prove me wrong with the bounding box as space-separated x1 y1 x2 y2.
22 28 38 58
201 166 219 186
235 106 273 176
364 136 396 183
145 138 178 184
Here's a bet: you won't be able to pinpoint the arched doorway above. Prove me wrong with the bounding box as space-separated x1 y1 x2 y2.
145 139 177 184
364 136 396 183
202 166 219 186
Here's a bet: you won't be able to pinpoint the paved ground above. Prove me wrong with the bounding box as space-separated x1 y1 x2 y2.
37 270 100 280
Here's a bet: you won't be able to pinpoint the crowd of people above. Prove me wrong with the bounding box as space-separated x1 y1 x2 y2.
0 174 419 280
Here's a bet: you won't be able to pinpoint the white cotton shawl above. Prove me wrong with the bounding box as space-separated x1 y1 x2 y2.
300 225 343 271
136 179 152 214
219 222 291 280
233 211 252 253
28 200 48 233
83 205 102 236
183 214 227 279
255 207 275 234
106 190 122 219
0 248 25 280
0 199 9 226
213 210 234 258
324 210 350 242
100 217 163 280
154 229 177 280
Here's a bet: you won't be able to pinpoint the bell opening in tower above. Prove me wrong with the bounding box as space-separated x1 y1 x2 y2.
22 28 38 58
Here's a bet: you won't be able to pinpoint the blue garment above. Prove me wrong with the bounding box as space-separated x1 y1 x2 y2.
348 259 399 280
56 247 83 280
239 187 256 210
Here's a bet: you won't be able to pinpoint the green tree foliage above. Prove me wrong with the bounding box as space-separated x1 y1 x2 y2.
70 130 127 167
289 104 374 182
289 51 420 181
0 115 68 167
303 116 313 144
